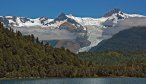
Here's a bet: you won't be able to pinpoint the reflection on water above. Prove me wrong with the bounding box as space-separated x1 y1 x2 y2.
0 78 146 84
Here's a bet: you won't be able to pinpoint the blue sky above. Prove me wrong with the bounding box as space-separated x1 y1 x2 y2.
0 0 146 18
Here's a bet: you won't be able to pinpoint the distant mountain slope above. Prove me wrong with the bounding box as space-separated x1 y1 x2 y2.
90 27 146 52
0 9 146 53
102 9 145 27
0 16 53 27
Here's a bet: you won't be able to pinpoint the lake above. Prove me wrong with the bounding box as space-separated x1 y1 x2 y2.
0 78 146 84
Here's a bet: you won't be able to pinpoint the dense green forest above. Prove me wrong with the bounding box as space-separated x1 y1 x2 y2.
90 27 146 52
0 22 146 78
78 51 146 65
78 51 146 77
0 22 96 78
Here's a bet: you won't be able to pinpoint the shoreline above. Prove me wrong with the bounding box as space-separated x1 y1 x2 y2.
0 76 142 80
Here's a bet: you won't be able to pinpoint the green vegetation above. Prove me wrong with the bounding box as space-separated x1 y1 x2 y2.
0 22 146 78
0 22 96 78
90 27 146 52
78 51 146 77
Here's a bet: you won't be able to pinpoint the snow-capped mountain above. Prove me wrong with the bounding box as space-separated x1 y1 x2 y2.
0 9 145 53
0 16 54 27
66 14 107 26
79 9 146 52
0 9 145 28
48 13 86 31
102 9 145 27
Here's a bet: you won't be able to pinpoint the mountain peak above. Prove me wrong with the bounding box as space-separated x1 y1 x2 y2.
59 12 66 16
103 8 123 17
54 12 68 21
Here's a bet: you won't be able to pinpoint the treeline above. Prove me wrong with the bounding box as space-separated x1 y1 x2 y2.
78 51 146 77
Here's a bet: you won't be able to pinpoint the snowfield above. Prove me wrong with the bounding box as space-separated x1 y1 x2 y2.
0 9 146 52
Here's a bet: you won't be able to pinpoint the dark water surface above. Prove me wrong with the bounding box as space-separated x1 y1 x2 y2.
0 78 146 84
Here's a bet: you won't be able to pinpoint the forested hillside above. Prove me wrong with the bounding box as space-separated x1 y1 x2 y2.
90 27 146 52
79 51 146 65
78 51 146 77
78 27 146 77
1 22 146 78
0 22 96 78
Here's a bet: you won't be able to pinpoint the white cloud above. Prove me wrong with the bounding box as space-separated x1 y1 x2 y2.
13 27 77 40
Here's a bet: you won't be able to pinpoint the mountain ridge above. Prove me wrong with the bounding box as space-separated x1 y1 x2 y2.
0 9 146 52
0 9 145 28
